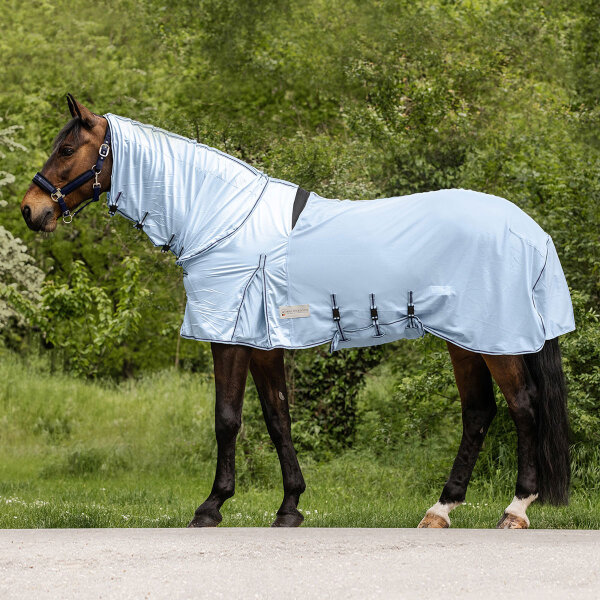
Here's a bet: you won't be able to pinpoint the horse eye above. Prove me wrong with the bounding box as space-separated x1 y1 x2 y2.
60 146 74 157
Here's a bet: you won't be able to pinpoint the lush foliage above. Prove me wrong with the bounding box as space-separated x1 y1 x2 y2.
287 346 385 455
0 0 598 484
35 258 150 378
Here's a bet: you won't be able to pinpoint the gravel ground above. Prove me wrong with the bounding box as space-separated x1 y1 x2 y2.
1 528 599 599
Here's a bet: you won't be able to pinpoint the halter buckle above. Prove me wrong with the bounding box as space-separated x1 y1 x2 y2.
99 143 110 158
50 189 64 203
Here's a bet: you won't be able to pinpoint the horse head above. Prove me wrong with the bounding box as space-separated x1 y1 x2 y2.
21 94 111 232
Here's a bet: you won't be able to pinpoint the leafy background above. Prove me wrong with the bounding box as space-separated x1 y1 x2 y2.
0 0 599 526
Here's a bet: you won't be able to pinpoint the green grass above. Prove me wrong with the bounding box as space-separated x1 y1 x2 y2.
1 351 599 529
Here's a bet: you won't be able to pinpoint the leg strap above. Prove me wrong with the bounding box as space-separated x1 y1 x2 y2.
331 294 349 342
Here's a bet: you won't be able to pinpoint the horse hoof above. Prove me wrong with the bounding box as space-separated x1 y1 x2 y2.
271 510 304 528
188 510 223 528
417 512 449 529
496 512 529 529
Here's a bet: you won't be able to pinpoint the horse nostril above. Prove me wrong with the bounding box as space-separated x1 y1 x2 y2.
22 204 32 223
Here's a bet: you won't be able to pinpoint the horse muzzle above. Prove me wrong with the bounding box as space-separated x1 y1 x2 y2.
21 193 58 232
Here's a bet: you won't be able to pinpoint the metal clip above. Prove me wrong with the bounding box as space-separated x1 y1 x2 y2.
370 293 384 337
407 290 417 328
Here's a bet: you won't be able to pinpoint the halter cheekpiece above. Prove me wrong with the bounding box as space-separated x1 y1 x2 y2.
32 125 111 224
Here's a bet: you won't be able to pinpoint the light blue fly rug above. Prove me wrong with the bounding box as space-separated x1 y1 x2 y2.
105 114 575 354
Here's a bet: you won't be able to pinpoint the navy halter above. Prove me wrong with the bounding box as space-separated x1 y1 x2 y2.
32 125 111 224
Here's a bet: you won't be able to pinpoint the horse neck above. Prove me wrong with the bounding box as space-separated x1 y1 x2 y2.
106 113 267 260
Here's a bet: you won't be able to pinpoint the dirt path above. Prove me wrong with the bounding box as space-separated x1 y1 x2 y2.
1 528 599 599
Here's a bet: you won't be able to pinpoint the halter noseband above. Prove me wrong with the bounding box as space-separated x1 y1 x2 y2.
32 125 111 224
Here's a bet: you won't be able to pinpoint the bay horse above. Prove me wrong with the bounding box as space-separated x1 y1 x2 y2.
20 95 572 529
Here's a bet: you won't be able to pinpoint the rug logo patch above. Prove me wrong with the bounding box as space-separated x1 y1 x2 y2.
279 304 310 319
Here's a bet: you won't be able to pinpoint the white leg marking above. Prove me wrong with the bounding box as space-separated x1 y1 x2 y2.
425 501 461 526
504 494 539 527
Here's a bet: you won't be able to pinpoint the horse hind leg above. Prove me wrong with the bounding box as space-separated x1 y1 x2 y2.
418 342 496 528
482 353 540 529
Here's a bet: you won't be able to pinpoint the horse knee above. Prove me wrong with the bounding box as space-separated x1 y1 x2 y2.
215 410 241 440
463 402 496 435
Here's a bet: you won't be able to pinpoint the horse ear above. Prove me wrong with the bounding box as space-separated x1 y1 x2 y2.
66 93 81 119
66 93 98 128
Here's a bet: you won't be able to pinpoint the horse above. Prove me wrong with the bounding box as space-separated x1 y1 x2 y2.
21 94 574 529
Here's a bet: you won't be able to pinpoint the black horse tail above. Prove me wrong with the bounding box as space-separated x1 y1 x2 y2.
523 337 570 505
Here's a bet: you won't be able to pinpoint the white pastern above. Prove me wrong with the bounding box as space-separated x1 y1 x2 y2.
425 501 461 526
504 494 539 527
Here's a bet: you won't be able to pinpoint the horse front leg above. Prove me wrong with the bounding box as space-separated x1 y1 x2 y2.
188 343 253 527
419 343 496 528
250 348 306 527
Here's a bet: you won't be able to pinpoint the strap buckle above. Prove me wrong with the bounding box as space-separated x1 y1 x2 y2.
369 293 384 338
406 290 418 329
50 189 64 203
407 291 415 317
98 143 110 158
